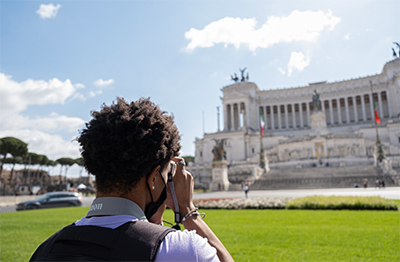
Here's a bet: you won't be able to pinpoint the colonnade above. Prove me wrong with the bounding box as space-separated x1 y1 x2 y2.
259 91 390 131
224 102 246 131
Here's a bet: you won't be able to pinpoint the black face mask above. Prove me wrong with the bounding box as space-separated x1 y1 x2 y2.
144 171 167 220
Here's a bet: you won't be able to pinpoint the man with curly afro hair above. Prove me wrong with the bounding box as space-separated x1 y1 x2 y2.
30 97 233 262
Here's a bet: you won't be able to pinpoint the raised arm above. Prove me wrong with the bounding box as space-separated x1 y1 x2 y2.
166 157 234 262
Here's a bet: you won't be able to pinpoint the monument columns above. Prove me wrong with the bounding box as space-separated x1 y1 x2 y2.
244 102 249 129
306 102 310 127
284 104 289 128
369 94 374 120
361 95 367 121
386 91 392 118
353 96 358 123
278 105 282 129
230 103 235 131
292 103 296 128
299 103 304 127
378 92 384 119
270 106 275 130
336 99 342 124
344 97 350 123
224 104 229 131
328 99 334 124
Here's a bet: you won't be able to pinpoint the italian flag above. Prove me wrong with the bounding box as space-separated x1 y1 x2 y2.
260 109 265 135
373 99 381 124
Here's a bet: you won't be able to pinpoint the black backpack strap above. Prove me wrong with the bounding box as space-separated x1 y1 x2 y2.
111 221 175 261
30 221 175 262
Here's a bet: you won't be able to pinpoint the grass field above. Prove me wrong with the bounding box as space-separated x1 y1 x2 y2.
0 207 399 262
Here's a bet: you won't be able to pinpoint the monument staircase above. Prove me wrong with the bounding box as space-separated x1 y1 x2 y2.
250 165 396 190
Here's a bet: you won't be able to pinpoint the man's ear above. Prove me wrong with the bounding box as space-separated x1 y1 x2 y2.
147 165 161 190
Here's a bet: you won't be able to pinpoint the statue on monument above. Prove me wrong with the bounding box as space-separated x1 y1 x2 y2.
231 68 249 82
212 139 227 161
393 42 400 58
231 73 239 82
312 90 322 112
239 67 247 82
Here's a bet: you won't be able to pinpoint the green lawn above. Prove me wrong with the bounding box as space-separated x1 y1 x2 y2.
0 207 399 262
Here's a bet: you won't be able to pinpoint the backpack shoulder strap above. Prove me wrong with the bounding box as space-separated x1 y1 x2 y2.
30 221 175 262
111 221 175 261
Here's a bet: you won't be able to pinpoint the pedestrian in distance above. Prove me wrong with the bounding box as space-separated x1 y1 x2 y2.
242 183 249 198
363 179 368 189
375 179 380 189
30 98 234 262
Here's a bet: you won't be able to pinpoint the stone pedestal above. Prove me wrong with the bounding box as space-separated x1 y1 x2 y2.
210 160 230 191
310 111 329 135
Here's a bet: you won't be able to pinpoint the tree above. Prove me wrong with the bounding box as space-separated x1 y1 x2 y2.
75 157 85 182
0 137 28 195
27 153 44 188
5 156 23 184
56 157 76 177
46 160 58 174
181 155 194 165
0 137 28 177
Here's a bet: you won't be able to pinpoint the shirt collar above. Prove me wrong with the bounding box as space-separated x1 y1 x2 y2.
86 197 147 221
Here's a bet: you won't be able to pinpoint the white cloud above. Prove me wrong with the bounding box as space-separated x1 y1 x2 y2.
89 90 103 97
278 68 286 75
93 79 114 87
0 129 80 160
75 83 85 89
0 73 76 116
287 52 310 76
185 10 341 52
0 72 86 161
1 113 85 134
344 33 351 40
36 4 61 19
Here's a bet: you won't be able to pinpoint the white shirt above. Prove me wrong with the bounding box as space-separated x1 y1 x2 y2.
75 197 219 262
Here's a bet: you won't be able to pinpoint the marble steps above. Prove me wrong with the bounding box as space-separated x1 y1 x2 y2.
250 165 395 190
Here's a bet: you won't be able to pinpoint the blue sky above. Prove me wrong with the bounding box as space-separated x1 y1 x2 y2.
1 0 399 177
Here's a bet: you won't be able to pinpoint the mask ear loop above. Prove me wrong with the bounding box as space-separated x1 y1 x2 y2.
167 162 181 230
146 173 154 203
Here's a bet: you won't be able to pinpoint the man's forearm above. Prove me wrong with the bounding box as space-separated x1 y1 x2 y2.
183 215 234 262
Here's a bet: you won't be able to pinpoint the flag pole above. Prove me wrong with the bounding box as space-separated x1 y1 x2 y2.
370 81 384 165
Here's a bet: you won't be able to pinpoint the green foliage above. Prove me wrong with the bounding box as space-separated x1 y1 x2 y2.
75 157 83 166
56 157 76 166
0 137 28 173
39 155 49 166
287 196 399 210
1 208 399 262
181 155 194 163
29 152 44 165
47 160 58 167
0 137 28 158
3 157 23 164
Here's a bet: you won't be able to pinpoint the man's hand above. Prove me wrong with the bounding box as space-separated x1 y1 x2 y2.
165 157 196 217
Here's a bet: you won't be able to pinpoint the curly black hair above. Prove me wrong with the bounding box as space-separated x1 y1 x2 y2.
78 97 181 194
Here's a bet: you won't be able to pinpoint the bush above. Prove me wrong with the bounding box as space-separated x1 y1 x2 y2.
287 196 398 210
194 197 289 209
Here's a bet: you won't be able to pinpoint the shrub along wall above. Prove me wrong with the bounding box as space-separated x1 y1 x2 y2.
193 196 399 211
286 196 399 210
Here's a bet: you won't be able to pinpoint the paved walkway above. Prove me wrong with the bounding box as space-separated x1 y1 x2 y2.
194 187 400 200
1 187 398 213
